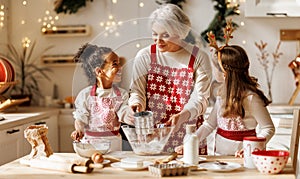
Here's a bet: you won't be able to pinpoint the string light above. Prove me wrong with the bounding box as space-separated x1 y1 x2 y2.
0 4 5 28
99 0 122 36
22 37 31 48
39 10 59 33
22 0 27 6
135 0 144 48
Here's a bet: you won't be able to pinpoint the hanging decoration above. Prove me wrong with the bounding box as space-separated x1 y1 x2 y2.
39 10 59 34
100 0 122 37
53 0 93 14
201 0 240 44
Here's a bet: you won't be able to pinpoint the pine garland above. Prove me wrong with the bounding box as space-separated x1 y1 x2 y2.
54 0 94 14
155 0 186 8
201 0 240 44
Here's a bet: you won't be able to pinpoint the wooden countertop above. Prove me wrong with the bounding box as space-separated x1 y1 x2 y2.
0 107 60 130
0 152 295 179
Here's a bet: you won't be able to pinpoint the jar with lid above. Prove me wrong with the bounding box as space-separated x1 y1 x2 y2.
183 124 198 165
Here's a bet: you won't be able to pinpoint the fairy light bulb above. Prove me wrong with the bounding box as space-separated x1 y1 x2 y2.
112 0 117 3
39 10 59 33
22 1 27 6
139 2 144 7
22 37 31 48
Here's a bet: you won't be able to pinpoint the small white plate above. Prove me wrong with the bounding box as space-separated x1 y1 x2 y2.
176 156 207 163
111 161 152 171
198 162 242 172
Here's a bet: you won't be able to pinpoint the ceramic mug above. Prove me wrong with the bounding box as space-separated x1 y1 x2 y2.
243 136 266 169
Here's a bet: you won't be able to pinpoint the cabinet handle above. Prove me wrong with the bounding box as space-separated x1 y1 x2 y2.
6 129 20 134
34 121 46 125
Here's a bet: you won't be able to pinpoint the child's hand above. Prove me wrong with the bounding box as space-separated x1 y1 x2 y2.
174 145 184 155
70 130 84 142
235 148 244 158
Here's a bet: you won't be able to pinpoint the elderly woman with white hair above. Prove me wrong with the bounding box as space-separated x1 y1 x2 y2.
128 4 212 153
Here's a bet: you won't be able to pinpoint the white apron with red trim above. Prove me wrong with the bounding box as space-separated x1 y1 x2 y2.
214 96 256 155
84 85 123 152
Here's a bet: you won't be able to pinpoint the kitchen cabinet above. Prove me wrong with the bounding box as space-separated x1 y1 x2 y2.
245 0 300 17
0 125 23 165
58 109 75 152
23 115 59 156
0 107 60 165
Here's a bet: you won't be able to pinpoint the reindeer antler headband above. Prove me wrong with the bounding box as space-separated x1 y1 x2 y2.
207 19 236 72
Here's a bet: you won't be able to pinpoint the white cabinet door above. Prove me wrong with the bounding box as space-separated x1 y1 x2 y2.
245 0 300 17
0 125 23 165
23 115 59 156
58 110 75 152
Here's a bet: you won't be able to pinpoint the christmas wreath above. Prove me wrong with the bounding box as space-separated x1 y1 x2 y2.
53 0 94 14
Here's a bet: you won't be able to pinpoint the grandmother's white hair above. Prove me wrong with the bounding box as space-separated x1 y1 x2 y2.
149 4 191 40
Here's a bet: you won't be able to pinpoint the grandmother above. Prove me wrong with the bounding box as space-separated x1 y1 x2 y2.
128 4 212 153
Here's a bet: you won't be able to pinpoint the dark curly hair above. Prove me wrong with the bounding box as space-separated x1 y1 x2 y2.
74 43 113 85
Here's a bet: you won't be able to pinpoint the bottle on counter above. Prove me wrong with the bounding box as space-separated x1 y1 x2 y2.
183 124 198 165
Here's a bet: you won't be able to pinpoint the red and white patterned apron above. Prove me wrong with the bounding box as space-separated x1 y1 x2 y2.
214 96 256 155
146 44 207 154
84 85 123 151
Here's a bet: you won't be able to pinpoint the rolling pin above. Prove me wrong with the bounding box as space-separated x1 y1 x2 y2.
44 155 104 171
154 152 178 164
20 158 90 173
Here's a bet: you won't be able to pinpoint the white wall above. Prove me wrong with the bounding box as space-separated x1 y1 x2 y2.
2 0 300 105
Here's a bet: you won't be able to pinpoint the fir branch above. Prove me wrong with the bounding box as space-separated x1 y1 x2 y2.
54 0 94 14
201 0 239 44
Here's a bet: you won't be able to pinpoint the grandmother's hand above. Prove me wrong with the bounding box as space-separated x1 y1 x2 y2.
165 111 190 132
130 103 142 113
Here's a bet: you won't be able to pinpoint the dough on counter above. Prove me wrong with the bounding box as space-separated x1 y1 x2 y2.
24 124 53 159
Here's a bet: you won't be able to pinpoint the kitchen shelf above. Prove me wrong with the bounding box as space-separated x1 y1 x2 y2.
41 54 77 67
41 25 91 37
280 29 300 41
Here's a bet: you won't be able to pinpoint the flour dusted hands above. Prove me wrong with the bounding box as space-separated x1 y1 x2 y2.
70 120 85 142
164 111 191 132
70 130 84 142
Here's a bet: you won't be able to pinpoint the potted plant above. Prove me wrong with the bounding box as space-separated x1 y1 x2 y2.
0 37 54 105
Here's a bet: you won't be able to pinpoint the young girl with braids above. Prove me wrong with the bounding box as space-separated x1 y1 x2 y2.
175 21 275 156
70 43 131 151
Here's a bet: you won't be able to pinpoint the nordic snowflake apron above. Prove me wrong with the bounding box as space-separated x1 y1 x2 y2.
84 85 123 151
146 44 207 154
